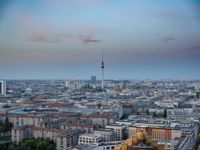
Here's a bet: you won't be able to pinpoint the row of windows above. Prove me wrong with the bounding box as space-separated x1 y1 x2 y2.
103 146 115 150
79 140 96 142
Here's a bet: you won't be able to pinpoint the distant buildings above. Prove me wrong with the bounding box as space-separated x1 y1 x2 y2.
4 79 200 150
66 80 84 90
0 80 6 95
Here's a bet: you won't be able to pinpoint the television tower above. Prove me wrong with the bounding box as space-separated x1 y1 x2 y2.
101 49 105 90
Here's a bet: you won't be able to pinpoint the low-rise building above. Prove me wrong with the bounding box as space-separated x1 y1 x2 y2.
57 129 84 150
78 133 103 145
106 124 127 141
60 119 97 133
81 114 115 128
33 128 65 143
128 126 181 141
94 128 115 142
9 114 46 127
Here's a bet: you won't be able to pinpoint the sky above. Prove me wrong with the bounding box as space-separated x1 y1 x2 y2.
0 0 200 80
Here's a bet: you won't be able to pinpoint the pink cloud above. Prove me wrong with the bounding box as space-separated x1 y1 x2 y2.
27 32 67 43
11 9 105 44
79 31 101 44
78 24 105 44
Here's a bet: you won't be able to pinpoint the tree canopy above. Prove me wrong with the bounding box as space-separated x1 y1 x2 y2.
18 138 55 150
0 117 13 133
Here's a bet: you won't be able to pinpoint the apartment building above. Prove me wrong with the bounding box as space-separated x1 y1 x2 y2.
81 114 115 128
11 125 33 144
9 114 46 127
106 124 127 141
33 128 65 142
78 133 102 145
57 129 84 150
94 128 115 142
60 119 97 134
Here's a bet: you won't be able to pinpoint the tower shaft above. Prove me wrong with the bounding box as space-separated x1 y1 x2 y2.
101 67 104 90
101 49 105 90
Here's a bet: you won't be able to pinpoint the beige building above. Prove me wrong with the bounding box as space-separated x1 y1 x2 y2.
57 130 83 150
78 133 102 145
128 126 137 138
11 125 33 144
11 124 85 150
61 123 96 133
128 125 181 141
81 115 115 128
9 114 46 127
94 128 115 142
33 128 65 142
106 124 127 141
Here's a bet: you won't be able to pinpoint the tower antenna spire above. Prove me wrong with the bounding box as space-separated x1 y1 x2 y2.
102 49 104 62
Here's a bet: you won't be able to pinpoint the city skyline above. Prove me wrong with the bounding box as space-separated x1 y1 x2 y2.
0 0 200 79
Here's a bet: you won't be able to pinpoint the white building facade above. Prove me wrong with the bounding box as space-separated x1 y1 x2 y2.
0 80 6 95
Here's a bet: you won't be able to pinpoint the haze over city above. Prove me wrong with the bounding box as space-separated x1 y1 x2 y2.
0 0 200 79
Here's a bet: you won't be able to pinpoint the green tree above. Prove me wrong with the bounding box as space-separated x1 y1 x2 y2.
36 140 47 150
8 144 17 150
163 109 167 118
4 117 13 132
0 124 5 133
0 117 13 133
153 111 157 117
3 104 10 108
18 138 55 150
146 109 150 115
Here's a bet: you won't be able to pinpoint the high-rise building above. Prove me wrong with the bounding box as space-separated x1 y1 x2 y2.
0 80 6 95
91 76 96 84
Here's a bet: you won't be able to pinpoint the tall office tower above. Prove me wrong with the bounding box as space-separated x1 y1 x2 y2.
101 50 105 90
91 76 96 84
0 80 6 95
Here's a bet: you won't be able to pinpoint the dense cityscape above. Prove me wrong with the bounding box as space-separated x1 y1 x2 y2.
0 79 200 150
1 0 200 150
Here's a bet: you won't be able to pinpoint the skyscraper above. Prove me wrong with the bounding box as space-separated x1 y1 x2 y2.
91 76 96 84
0 80 6 95
101 50 105 90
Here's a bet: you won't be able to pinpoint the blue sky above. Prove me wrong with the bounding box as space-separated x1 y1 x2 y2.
0 0 200 80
